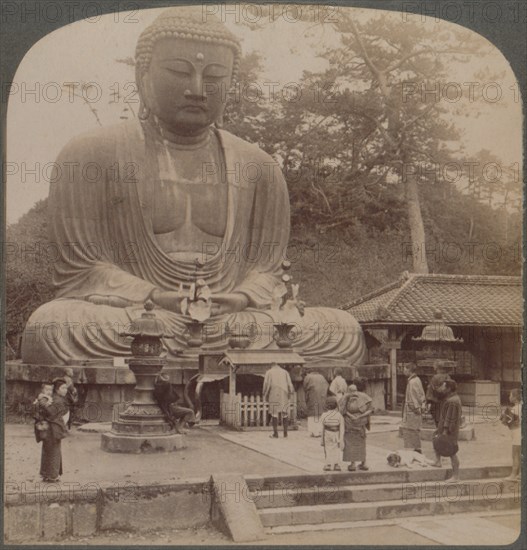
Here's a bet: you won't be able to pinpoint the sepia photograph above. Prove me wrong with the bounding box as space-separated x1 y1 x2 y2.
3 1 524 546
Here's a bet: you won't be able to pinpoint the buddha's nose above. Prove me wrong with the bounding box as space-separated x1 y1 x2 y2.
185 73 206 102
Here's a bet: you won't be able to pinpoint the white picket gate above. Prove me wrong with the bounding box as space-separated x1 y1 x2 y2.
220 390 297 429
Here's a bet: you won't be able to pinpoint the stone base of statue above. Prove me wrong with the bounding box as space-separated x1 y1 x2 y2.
101 356 184 453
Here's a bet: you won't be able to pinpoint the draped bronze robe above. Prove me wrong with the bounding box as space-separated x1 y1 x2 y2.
22 120 366 365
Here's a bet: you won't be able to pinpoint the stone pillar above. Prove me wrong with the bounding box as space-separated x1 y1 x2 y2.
389 347 397 410
386 328 404 410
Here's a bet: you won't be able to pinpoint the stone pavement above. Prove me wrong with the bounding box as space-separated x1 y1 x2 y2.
211 415 513 473
4 423 304 487
38 511 522 546
5 413 514 485
399 513 520 546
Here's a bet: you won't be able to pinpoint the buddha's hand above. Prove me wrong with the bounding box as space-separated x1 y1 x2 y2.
150 290 183 314
87 295 132 308
211 293 249 316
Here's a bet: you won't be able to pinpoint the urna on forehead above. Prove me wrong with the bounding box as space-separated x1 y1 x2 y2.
135 6 242 78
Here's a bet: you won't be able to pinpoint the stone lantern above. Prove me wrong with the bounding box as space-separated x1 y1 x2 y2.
410 310 471 438
101 301 184 453
413 310 463 345
412 310 463 363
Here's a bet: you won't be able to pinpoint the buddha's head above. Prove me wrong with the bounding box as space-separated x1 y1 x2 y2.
135 7 242 136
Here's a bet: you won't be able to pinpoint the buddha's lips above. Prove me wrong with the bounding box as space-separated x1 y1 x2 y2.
181 104 207 112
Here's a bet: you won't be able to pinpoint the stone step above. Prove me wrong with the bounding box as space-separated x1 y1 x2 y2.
246 465 511 491
251 478 514 509
259 491 521 528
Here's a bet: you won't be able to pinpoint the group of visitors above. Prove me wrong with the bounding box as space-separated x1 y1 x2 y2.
265 361 522 481
399 362 463 479
397 362 523 481
32 368 78 482
303 367 374 472
262 364 374 471
33 362 521 483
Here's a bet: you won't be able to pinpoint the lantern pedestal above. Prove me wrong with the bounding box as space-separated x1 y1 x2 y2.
101 357 184 453
101 301 184 453
101 430 184 453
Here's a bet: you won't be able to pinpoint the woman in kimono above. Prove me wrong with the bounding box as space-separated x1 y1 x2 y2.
39 379 69 482
340 384 373 471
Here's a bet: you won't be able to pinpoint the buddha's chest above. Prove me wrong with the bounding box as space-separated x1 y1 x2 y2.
150 139 227 237
152 179 227 236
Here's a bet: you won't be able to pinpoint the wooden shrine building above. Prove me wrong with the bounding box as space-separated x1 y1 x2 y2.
341 272 522 409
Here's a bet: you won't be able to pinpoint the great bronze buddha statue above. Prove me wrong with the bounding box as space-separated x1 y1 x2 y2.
21 7 366 366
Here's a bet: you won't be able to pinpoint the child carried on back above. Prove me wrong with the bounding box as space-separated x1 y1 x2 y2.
33 383 53 437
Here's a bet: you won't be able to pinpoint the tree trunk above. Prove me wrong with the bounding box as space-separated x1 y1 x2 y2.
405 177 429 273
347 17 430 274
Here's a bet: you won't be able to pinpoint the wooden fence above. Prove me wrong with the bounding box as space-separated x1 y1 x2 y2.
220 391 297 429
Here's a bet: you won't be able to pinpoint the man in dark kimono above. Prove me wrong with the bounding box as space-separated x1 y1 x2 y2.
426 364 451 426
432 379 463 480
153 374 196 433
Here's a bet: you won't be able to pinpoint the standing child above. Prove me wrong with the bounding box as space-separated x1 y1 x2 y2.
503 388 522 481
320 396 345 471
329 368 348 404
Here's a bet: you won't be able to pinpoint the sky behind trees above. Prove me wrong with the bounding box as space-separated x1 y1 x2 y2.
6 5 522 224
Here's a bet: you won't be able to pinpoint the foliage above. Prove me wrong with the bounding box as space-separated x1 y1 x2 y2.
5 200 55 358
226 12 513 273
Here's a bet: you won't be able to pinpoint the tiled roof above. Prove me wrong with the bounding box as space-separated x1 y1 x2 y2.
341 272 523 326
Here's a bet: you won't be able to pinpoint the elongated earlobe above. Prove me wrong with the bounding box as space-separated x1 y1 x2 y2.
138 102 151 121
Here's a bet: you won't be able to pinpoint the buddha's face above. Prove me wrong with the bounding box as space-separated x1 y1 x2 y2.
142 37 234 135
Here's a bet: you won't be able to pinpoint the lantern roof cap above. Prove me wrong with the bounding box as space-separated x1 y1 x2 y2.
412 311 463 343
120 300 169 338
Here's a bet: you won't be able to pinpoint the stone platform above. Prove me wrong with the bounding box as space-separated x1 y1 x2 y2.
5 359 201 422
6 359 390 424
101 432 185 453
398 424 476 441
